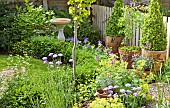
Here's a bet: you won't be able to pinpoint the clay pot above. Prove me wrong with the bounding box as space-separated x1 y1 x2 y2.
105 36 124 54
118 47 141 69
142 49 166 71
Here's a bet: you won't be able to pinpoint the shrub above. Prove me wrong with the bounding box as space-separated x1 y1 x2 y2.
9 0 55 49
140 0 167 51
105 0 125 37
31 36 73 63
10 41 32 56
0 1 16 49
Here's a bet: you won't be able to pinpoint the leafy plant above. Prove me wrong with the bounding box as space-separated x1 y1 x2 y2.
89 98 125 108
122 5 145 45
132 56 154 71
9 0 55 49
31 36 73 63
140 0 167 51
10 41 32 56
120 46 141 52
105 0 125 37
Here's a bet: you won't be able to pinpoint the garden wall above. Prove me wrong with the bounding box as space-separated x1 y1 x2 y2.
0 0 68 10
159 0 170 10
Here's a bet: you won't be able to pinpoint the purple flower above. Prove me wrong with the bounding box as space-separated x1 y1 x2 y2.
49 62 53 65
98 40 102 45
58 53 63 57
113 85 119 89
68 37 74 41
44 60 48 64
136 87 142 91
108 90 113 94
42 57 47 61
95 55 99 61
108 85 114 89
146 41 149 46
69 59 73 62
103 87 109 91
110 60 114 65
53 54 58 58
126 90 132 94
141 106 146 108
108 50 113 55
132 54 138 59
125 83 131 87
124 93 128 98
7 69 15 73
56 61 62 65
133 92 138 97
84 38 88 43
133 87 138 91
120 89 126 94
77 40 82 43
48 53 53 56
108 94 112 97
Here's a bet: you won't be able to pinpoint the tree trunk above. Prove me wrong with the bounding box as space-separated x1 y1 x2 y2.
42 0 48 11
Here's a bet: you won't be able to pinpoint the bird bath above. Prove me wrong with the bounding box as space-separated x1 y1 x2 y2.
50 18 71 41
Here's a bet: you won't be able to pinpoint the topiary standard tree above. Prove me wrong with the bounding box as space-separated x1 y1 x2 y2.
140 0 167 71
140 0 167 51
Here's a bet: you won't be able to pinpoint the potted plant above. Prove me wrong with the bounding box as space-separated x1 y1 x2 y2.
104 0 125 54
118 46 141 68
118 2 146 69
140 0 167 71
132 56 154 75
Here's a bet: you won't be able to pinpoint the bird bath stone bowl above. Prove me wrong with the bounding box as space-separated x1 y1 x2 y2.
50 18 71 41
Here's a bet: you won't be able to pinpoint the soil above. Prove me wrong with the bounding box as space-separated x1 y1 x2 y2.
0 48 8 55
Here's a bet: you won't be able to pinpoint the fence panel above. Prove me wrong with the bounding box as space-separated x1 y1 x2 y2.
92 5 170 53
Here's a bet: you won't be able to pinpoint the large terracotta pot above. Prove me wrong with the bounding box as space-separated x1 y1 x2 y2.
105 36 124 54
118 47 141 69
142 49 166 71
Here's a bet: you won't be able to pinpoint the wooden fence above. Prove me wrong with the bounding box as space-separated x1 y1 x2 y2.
92 5 170 57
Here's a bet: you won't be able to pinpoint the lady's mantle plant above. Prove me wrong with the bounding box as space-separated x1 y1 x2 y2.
105 0 124 37
140 0 167 51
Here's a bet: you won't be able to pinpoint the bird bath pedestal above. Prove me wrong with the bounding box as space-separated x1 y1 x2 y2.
50 18 71 41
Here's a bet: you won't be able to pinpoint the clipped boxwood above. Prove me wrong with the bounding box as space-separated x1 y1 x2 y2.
140 0 167 51
105 0 124 37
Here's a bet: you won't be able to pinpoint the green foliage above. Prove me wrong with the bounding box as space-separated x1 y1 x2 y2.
132 56 154 71
120 46 141 52
11 41 32 56
9 0 55 48
31 36 73 62
77 80 97 103
0 55 74 108
140 0 167 51
122 5 145 44
76 49 98 84
89 98 125 108
105 0 125 37
67 0 96 22
0 1 16 49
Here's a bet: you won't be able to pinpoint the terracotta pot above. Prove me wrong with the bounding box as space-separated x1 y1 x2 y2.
96 89 109 99
142 49 166 71
105 36 124 54
118 47 141 69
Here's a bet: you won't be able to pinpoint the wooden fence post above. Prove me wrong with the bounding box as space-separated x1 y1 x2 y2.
167 17 170 59
43 0 48 11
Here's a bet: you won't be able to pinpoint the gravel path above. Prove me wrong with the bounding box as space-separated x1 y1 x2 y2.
146 83 170 108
